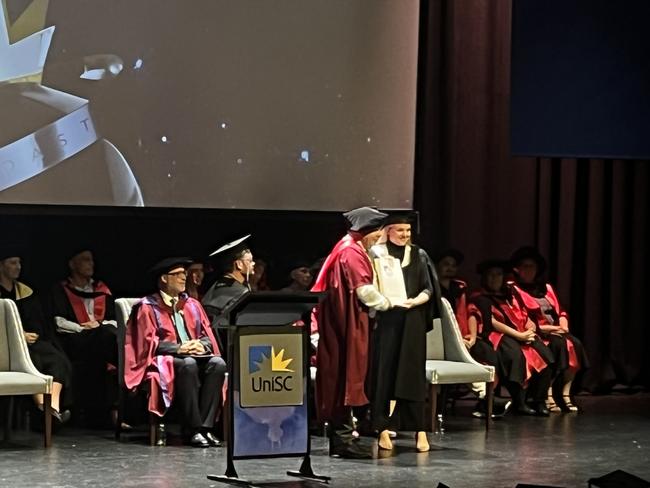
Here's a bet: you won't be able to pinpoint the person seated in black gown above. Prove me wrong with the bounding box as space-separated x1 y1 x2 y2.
0 247 72 423
46 248 118 426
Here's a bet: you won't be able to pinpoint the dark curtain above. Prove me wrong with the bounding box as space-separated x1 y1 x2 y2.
414 0 650 391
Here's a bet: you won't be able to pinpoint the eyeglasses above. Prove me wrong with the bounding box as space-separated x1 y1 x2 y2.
166 270 187 277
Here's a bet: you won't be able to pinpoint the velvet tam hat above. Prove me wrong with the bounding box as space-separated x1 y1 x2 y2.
343 206 388 234
476 258 510 275
509 246 547 276
149 256 193 278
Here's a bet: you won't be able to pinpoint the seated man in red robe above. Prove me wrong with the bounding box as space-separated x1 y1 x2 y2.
311 206 394 459
125 257 226 447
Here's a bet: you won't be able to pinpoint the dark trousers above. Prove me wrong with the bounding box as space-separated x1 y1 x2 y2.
59 325 118 416
172 356 226 431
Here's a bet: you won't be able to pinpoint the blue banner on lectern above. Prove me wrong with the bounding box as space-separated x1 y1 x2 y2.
233 328 308 458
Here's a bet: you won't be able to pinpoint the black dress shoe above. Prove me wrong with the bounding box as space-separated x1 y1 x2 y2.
204 432 222 447
513 404 537 416
329 440 373 459
329 431 373 459
533 403 550 417
189 433 210 448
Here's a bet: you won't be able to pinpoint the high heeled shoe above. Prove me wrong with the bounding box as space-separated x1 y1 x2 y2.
378 430 393 450
415 431 430 452
561 395 579 412
546 397 562 413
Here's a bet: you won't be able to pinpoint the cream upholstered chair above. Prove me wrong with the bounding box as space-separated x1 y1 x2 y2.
0 299 54 447
426 297 495 432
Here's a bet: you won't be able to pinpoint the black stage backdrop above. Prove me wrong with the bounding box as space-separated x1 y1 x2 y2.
414 0 649 392
1 0 648 393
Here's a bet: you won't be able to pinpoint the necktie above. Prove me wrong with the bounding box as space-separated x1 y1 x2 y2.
171 298 191 344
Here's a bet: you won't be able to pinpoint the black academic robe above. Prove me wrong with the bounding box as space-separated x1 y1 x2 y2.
369 242 434 431
201 276 249 359
1 282 72 387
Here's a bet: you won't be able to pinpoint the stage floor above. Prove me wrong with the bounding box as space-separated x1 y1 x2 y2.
1 392 649 488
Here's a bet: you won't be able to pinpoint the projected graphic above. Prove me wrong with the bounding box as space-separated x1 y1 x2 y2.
2 0 419 210
0 0 143 206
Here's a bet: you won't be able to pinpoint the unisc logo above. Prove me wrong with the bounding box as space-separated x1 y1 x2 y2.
249 345 295 393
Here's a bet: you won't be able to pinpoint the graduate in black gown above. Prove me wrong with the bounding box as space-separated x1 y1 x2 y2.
369 214 436 452
0 248 72 423
201 235 254 360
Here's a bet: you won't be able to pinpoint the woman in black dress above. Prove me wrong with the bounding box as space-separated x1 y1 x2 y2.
0 251 72 423
369 215 436 452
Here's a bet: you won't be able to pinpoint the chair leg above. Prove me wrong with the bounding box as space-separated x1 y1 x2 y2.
485 381 495 432
3 396 14 442
149 413 157 446
43 393 52 448
429 384 439 433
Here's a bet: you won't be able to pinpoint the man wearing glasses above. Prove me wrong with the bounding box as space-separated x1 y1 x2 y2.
202 235 255 358
124 257 226 447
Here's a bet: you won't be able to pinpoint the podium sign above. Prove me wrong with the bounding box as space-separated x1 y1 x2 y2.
239 332 303 407
233 326 308 458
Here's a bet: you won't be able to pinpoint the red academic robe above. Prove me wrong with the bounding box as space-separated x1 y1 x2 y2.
311 234 375 422
61 279 112 322
469 290 548 385
513 283 579 370
124 293 220 416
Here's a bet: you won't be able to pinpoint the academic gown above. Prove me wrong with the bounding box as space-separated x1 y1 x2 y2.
201 276 249 357
310 234 375 424
369 242 434 431
124 293 220 416
513 283 589 373
470 289 554 387
0 281 72 387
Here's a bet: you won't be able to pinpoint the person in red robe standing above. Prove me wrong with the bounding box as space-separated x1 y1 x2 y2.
125 257 226 447
311 206 393 459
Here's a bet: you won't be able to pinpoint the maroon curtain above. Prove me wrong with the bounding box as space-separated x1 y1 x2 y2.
414 0 650 390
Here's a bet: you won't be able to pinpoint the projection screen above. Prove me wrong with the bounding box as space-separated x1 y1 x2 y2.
1 0 419 210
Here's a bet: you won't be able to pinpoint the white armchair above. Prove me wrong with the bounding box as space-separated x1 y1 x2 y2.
0 299 54 447
425 297 495 432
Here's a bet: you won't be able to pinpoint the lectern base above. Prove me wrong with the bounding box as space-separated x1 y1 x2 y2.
286 455 331 484
206 474 259 488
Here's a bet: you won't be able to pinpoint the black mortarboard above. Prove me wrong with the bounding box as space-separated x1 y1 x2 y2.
149 256 193 278
476 258 510 275
382 210 420 233
434 248 465 266
208 235 252 273
509 246 547 276
209 235 251 260
343 206 388 234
